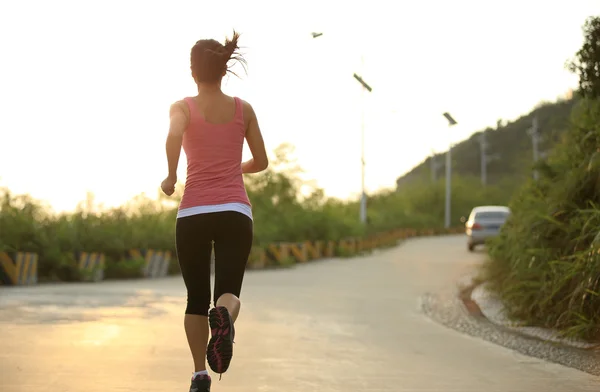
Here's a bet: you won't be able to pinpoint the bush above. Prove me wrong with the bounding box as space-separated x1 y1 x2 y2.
104 257 146 280
484 98 600 341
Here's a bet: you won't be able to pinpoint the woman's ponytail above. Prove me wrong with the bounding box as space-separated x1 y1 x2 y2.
222 30 246 77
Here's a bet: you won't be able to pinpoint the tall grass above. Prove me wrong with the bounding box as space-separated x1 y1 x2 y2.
484 98 600 341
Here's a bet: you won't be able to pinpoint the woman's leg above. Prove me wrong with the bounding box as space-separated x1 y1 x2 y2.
207 211 253 375
216 293 241 323
176 214 214 373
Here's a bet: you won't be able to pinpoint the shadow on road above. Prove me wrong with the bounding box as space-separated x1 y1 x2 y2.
0 282 184 325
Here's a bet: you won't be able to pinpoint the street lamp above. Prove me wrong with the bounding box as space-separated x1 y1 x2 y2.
312 32 373 225
442 112 457 229
354 69 372 225
353 73 372 92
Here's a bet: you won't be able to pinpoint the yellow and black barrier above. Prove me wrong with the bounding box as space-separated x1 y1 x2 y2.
306 241 322 260
129 249 172 278
265 243 291 265
247 247 267 269
337 238 358 256
325 241 336 257
249 226 464 269
289 242 308 263
0 251 38 286
76 252 106 282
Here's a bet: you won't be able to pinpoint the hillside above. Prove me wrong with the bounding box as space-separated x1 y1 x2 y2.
395 97 578 190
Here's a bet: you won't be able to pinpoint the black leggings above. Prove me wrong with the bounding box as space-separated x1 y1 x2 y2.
176 211 253 316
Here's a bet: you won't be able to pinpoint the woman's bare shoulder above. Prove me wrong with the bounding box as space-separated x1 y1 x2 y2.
170 99 191 117
239 98 256 120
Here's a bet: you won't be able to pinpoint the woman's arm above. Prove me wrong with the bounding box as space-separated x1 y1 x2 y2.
241 101 268 174
165 101 189 180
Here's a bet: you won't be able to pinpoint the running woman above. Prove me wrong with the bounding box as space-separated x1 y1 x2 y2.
160 31 268 392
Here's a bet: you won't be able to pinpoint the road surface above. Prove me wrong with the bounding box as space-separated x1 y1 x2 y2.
0 235 598 391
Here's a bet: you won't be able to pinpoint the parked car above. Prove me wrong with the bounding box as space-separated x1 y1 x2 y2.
464 205 511 251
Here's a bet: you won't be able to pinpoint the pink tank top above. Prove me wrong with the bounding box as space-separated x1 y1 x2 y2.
178 96 251 211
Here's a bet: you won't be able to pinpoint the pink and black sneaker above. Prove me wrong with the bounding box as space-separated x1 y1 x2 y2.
206 306 235 377
189 373 211 392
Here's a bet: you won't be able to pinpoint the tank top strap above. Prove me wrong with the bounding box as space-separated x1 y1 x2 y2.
182 97 202 126
183 97 197 118
233 97 244 123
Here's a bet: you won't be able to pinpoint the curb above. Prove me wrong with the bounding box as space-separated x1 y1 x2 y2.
421 275 600 376
471 282 599 351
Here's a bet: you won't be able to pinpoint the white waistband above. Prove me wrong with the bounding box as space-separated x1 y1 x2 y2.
177 202 253 221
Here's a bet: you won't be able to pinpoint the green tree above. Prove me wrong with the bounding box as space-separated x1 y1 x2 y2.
567 16 600 98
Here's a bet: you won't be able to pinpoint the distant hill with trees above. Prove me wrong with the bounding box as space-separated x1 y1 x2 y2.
395 96 578 191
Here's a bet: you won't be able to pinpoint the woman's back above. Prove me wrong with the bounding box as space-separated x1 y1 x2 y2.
179 94 251 210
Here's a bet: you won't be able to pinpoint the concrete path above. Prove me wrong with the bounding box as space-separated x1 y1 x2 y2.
0 235 598 391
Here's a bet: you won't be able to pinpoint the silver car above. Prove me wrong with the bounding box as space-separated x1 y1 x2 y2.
465 206 511 251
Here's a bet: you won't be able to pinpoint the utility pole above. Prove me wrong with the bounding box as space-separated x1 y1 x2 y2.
480 131 487 186
430 149 442 183
431 152 437 183
527 115 540 181
479 131 489 186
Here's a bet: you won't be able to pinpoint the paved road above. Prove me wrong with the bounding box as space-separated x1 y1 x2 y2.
0 235 598 391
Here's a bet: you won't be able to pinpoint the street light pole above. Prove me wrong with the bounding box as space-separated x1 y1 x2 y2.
312 32 372 224
442 112 457 229
353 70 372 225
360 56 366 224
445 144 452 228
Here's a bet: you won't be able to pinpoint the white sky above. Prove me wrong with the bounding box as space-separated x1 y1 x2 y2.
0 0 597 212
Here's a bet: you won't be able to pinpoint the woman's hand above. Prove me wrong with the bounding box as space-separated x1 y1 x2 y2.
161 175 177 196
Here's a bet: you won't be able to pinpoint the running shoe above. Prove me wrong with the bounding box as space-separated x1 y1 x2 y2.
189 374 211 392
206 306 235 377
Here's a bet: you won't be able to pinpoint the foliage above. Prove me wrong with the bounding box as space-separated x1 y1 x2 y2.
484 17 600 341
0 143 509 281
484 98 600 341
104 258 146 280
567 16 600 99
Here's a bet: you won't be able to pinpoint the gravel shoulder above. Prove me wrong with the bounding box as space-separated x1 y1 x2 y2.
421 273 600 376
